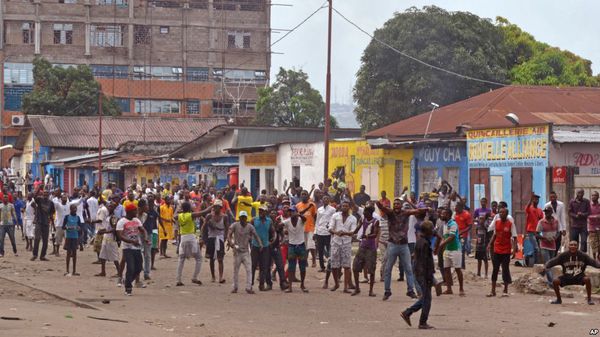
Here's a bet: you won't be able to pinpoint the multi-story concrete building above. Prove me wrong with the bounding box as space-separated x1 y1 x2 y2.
0 0 270 162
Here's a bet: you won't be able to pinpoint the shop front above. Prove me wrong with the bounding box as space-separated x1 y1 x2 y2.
328 139 412 198
188 157 238 189
467 125 549 232
550 142 600 203
238 151 278 198
136 165 161 186
413 142 468 199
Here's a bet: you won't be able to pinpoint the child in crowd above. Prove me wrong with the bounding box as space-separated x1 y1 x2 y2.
63 204 83 276
475 215 491 278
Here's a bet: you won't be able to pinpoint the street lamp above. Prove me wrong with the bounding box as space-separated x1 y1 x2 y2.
0 145 13 151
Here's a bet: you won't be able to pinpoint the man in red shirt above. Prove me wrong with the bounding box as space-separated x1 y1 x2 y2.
379 191 391 209
487 207 517 297
454 202 472 269
525 193 543 266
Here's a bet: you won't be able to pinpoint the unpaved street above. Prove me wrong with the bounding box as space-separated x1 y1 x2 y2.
1 239 599 337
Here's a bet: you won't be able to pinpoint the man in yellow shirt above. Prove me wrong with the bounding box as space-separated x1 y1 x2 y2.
235 188 255 221
122 192 138 209
159 196 175 258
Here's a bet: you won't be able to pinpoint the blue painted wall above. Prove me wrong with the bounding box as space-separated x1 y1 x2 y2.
414 143 469 199
188 157 238 189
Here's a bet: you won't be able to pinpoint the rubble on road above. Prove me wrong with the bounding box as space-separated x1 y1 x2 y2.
514 273 550 295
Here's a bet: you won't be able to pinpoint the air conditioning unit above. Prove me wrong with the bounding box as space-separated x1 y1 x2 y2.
11 115 25 126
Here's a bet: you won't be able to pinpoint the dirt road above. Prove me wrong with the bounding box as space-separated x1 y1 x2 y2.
1 238 599 337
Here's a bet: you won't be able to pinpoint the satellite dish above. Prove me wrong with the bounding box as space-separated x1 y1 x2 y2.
505 113 520 125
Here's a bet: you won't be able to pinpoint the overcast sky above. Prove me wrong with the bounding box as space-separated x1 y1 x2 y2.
270 0 600 104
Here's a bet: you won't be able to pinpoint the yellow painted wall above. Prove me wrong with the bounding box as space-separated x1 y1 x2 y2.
20 131 34 176
136 165 161 185
328 139 413 198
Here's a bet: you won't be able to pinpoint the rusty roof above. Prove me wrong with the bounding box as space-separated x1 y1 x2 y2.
367 86 600 139
27 115 226 150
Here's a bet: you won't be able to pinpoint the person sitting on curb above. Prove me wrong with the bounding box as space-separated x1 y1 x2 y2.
544 240 600 305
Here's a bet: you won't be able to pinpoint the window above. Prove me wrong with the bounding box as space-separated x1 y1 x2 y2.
212 100 256 115
419 168 438 196
133 66 183 81
159 26 169 34
213 0 235 10
150 0 180 8
265 169 275 195
214 69 265 82
189 0 208 9
22 22 34 44
59 0 77 3
227 31 250 49
4 63 34 85
186 100 200 114
91 65 129 79
212 101 233 116
53 24 73 45
91 25 124 47
97 0 127 4
186 67 209 81
114 98 130 113
134 25 151 45
135 100 181 114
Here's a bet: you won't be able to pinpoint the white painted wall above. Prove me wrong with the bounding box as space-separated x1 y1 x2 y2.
237 141 325 196
182 130 237 160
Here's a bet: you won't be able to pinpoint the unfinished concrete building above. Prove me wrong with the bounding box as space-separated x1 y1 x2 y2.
0 0 271 120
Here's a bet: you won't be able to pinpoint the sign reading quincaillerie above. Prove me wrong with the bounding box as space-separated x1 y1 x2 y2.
466 125 549 168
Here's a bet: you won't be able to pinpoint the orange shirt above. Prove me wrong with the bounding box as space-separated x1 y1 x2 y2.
454 210 472 239
296 201 317 233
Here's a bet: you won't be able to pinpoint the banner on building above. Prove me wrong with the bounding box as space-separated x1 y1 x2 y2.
244 153 277 166
466 125 549 168
290 144 314 166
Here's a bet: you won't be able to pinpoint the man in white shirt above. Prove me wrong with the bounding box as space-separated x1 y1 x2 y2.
544 191 567 254
315 195 336 272
328 200 357 293
52 194 70 257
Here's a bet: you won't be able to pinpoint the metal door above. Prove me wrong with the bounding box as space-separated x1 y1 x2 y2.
394 160 403 199
250 169 260 199
469 168 490 208
511 167 533 234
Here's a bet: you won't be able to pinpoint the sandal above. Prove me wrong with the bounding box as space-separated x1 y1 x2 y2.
486 293 496 297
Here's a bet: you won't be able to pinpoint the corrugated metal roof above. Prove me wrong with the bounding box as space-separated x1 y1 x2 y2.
552 125 600 143
367 86 600 139
28 115 226 150
45 150 119 164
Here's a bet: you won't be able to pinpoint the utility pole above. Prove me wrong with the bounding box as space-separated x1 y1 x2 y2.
323 0 332 182
98 92 103 189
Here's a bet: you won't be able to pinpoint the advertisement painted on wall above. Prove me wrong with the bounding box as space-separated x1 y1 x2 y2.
290 144 315 166
245 153 277 166
467 125 549 168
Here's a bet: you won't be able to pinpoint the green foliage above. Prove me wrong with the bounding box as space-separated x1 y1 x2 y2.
355 6 510 131
355 7 598 131
255 67 338 128
498 17 598 86
22 57 120 116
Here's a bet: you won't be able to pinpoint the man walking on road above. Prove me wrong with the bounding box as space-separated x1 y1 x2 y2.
328 201 357 294
0 195 18 257
31 191 55 261
228 211 262 294
116 203 148 296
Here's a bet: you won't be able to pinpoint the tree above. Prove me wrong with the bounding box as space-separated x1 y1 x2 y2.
255 67 338 128
22 57 120 116
498 17 599 86
354 6 510 131
354 7 599 131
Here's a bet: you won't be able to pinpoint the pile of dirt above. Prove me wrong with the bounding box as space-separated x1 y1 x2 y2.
514 273 550 295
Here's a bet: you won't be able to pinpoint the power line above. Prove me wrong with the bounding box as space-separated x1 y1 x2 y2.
331 7 508 87
271 1 328 47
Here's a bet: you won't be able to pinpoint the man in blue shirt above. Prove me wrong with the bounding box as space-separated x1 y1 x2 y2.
251 205 274 291
14 192 25 240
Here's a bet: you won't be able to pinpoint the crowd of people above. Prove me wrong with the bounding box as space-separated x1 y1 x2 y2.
0 176 599 329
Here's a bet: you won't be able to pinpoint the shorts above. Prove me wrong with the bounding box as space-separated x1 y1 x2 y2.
206 237 225 260
330 242 352 269
559 274 586 287
63 238 79 252
151 231 159 249
443 250 463 269
54 227 65 246
475 247 488 261
353 248 377 274
305 232 316 250
287 243 308 261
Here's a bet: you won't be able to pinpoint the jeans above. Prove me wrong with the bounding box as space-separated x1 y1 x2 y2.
233 251 252 291
491 253 512 284
270 245 286 287
33 224 50 258
408 242 422 294
384 242 415 295
314 234 331 270
251 246 272 287
79 222 89 246
540 249 556 285
142 241 152 278
123 249 143 292
570 227 588 252
525 232 539 266
403 278 432 326
0 225 17 255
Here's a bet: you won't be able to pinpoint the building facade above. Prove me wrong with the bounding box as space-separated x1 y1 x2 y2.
413 142 468 199
0 0 270 122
